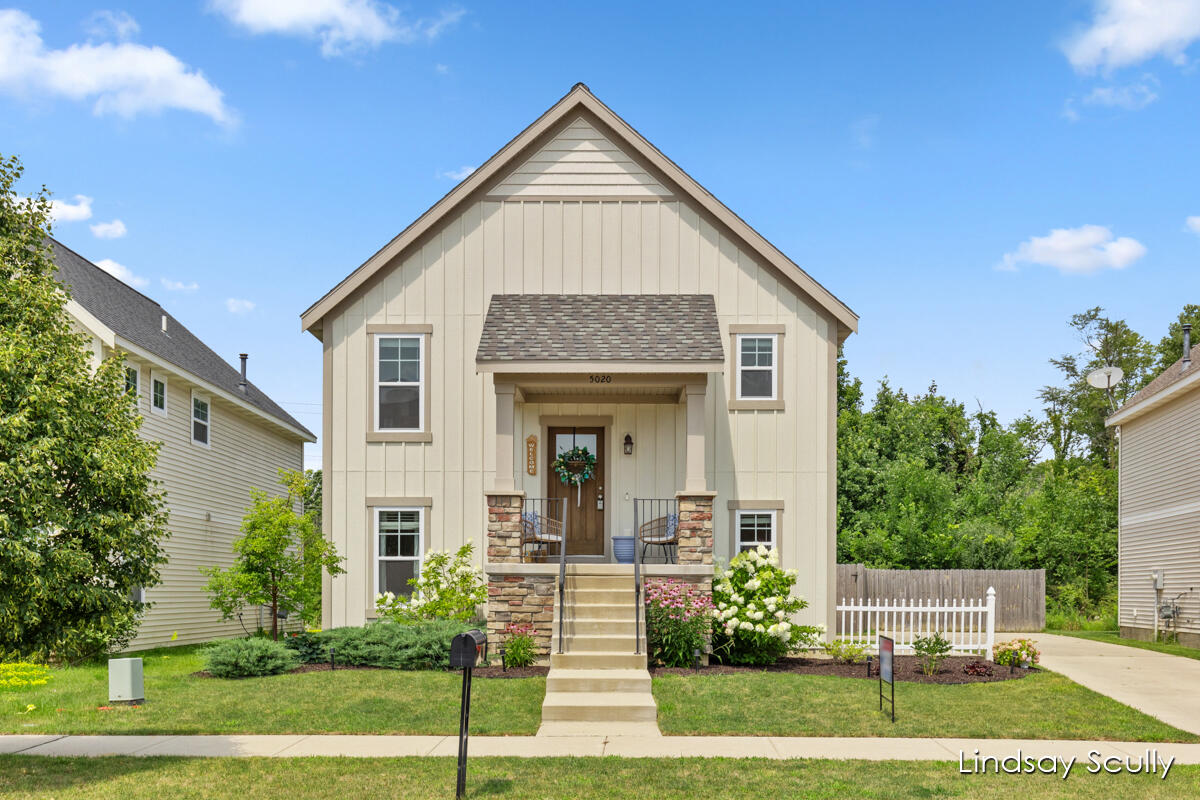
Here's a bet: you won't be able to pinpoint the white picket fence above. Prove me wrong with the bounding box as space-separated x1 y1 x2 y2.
835 586 995 659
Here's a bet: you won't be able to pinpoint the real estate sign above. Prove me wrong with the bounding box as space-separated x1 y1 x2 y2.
879 634 895 723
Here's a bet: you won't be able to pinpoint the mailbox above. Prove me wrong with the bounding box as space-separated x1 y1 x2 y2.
450 630 487 670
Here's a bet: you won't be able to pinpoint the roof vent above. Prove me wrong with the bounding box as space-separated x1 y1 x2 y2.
238 353 248 393
161 314 167 333
1184 324 1192 372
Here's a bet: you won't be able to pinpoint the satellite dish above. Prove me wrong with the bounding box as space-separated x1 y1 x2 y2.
1087 365 1124 390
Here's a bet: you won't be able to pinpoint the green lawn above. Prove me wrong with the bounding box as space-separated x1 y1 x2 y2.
1047 630 1200 661
0 645 543 736
653 670 1198 741
1 756 1197 800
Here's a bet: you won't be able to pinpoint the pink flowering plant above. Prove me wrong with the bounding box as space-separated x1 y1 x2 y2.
712 546 823 665
993 638 1041 667
644 579 715 667
503 623 538 668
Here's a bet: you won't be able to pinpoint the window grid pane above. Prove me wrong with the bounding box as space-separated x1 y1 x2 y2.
377 335 422 431
125 367 138 394
738 336 776 399
152 379 166 410
738 512 774 552
378 509 422 598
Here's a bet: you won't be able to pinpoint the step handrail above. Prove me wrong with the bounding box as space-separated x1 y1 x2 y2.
557 496 567 654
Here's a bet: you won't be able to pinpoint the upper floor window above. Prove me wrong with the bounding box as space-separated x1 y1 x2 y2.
124 366 139 398
737 334 776 400
375 335 424 432
192 392 210 447
150 372 167 416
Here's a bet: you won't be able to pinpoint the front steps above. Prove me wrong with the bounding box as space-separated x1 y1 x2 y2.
536 567 660 737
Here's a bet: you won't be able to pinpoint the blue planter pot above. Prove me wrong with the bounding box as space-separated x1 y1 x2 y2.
612 536 635 564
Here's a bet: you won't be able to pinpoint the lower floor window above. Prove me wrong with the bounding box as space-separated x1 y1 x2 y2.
377 508 422 597
736 510 776 553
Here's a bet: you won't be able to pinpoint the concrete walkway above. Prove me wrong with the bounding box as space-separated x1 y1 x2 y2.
4 734 1200 762
1018 633 1200 736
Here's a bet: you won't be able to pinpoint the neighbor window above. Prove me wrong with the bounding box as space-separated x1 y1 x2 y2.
124 366 139 397
376 508 423 598
736 334 776 400
150 372 167 416
736 510 776 553
191 392 210 446
375 335 423 431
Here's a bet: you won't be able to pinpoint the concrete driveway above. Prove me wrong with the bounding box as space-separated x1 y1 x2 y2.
1015 633 1200 736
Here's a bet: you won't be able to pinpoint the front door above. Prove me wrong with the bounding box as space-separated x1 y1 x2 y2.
547 426 605 556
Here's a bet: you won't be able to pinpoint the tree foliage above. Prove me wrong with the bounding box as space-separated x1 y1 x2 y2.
0 154 168 662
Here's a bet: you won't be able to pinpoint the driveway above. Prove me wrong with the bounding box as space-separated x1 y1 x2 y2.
1014 633 1200 736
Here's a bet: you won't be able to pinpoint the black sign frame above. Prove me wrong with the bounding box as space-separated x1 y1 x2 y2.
878 634 895 723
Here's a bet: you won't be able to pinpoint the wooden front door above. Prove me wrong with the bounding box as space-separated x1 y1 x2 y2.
547 426 605 556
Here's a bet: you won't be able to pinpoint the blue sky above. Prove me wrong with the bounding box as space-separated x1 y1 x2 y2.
3 1 1199 468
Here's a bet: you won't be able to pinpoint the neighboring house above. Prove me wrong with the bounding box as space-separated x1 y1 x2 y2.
51 239 316 650
1107 325 1200 648
302 84 857 650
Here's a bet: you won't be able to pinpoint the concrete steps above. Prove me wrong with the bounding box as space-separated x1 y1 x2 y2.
546 668 651 693
541 691 657 722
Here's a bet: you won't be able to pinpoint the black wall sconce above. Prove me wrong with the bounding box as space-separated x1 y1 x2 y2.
623 433 634 455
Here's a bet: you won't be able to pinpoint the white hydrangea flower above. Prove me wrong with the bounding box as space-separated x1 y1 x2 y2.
775 610 785 620
755 624 765 633
739 621 753 631
756 544 768 557
745 578 760 591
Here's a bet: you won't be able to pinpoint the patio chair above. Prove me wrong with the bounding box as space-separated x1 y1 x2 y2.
521 510 564 563
638 513 679 564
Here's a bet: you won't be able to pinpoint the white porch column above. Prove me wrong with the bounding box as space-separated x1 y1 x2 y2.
684 381 708 493
494 381 516 492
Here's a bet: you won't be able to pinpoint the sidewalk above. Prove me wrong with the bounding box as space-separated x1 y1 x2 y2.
4 734 1200 762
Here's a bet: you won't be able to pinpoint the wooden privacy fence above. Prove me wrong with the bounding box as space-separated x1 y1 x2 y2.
836 565 1045 632
836 589 995 659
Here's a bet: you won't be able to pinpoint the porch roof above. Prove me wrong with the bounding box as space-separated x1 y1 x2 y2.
476 294 724 371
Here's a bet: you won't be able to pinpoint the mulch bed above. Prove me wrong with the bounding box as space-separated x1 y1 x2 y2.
652 655 1033 684
191 663 549 679
192 663 386 678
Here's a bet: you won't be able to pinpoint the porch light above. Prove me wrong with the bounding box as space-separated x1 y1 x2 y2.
623 434 634 455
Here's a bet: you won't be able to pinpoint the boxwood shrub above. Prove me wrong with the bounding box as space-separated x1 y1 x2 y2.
318 619 472 670
205 637 299 678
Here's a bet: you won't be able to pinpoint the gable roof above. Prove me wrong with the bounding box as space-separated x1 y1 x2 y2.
301 83 858 339
1107 343 1200 426
49 238 315 441
476 294 723 365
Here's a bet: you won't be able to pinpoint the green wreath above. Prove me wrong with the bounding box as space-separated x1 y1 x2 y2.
551 446 596 487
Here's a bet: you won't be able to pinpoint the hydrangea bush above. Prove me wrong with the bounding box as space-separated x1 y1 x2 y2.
644 579 715 668
711 546 823 665
375 541 487 623
993 638 1041 667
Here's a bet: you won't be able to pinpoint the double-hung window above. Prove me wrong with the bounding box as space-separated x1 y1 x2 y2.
150 372 167 416
737 334 777 400
124 366 140 398
376 508 423 598
192 392 210 446
736 510 776 553
375 335 424 431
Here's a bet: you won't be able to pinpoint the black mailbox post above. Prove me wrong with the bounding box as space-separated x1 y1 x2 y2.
451 630 487 799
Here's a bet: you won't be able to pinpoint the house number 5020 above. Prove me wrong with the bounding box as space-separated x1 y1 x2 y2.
588 375 613 383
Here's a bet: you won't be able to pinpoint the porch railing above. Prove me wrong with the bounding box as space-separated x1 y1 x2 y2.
632 498 680 656
521 497 567 654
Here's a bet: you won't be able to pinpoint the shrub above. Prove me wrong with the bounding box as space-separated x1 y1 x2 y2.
993 638 1041 667
823 639 869 664
318 619 471 670
912 632 953 675
963 660 993 676
205 637 298 678
0 663 52 691
375 542 487 623
711 547 823 666
283 630 327 664
644 579 714 668
502 623 538 668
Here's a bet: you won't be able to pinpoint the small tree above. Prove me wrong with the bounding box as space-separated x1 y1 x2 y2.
202 471 344 639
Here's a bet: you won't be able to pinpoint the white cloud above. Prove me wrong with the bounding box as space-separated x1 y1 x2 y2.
90 219 127 239
434 62 449 74
226 297 255 313
440 164 475 181
95 258 149 288
209 1 465 58
48 194 93 222
1186 216 1200 234
1064 0 1200 72
85 10 140 42
161 278 199 292
999 224 1147 275
850 114 880 150
1082 74 1159 108
0 9 234 126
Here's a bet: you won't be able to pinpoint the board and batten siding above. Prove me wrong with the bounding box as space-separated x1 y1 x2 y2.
1117 384 1200 643
325 149 838 633
114 350 304 650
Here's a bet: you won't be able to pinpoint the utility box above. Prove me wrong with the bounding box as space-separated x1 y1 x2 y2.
1151 570 1165 590
109 657 144 704
450 630 487 669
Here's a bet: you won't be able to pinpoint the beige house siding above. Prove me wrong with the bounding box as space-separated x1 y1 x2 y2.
1117 384 1200 643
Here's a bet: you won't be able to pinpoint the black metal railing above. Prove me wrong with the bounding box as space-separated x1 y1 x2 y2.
521 497 567 653
633 498 680 655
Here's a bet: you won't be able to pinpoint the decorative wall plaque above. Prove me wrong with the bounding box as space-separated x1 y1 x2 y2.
525 435 537 476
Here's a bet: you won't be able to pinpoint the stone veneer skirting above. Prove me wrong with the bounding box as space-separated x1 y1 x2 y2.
486 573 556 660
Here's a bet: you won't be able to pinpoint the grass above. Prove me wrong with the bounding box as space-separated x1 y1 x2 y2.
653 669 1198 741
1 756 1197 799
0 645 543 736
1047 630 1200 661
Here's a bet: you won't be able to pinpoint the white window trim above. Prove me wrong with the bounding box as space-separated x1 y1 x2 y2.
736 509 777 552
374 506 424 599
191 390 211 448
125 364 141 401
150 371 168 417
735 333 778 401
373 334 425 433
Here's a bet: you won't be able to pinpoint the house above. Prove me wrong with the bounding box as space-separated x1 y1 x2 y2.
51 239 316 650
302 84 857 657
1107 324 1200 648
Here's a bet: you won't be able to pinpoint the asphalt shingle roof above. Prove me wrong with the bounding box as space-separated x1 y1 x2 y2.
1114 342 1200 418
476 294 724 363
48 238 314 439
